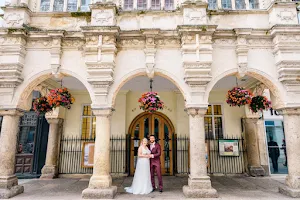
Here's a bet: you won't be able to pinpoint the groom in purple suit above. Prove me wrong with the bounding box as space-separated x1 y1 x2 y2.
149 135 163 193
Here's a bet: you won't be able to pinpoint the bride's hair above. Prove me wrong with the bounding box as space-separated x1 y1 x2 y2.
140 138 148 146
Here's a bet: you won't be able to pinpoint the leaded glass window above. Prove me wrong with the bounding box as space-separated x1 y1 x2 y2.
53 0 64 12
222 0 232 9
249 0 259 9
235 0 245 9
208 0 217 10
81 0 90 11
137 0 147 10
40 0 51 11
165 0 173 10
124 0 133 10
67 0 77 11
151 0 160 10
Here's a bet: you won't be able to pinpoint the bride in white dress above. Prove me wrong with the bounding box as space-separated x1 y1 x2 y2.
125 138 153 195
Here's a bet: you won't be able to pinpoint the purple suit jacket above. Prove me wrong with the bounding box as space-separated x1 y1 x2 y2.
148 143 161 166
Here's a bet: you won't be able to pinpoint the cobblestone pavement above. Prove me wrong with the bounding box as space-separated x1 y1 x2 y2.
12 175 293 200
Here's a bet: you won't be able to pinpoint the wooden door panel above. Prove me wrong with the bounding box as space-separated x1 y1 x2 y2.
129 112 174 175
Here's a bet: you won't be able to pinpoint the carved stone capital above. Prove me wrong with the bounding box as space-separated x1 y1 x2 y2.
0 109 24 116
92 107 114 117
184 107 207 117
277 107 300 116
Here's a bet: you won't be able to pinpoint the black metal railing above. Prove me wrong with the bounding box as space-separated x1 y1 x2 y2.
173 136 247 174
58 135 128 174
58 135 247 175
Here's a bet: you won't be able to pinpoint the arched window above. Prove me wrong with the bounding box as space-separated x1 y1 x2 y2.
235 0 245 9
165 0 173 10
151 0 160 10
137 0 147 10
124 0 134 10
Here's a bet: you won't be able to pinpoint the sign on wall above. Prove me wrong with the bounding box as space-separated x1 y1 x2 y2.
82 142 95 168
219 139 239 156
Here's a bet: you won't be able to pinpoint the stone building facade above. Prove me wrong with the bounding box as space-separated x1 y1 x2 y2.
0 0 300 199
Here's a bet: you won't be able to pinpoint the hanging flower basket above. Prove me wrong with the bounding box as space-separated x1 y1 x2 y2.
33 96 53 115
226 87 253 107
250 95 271 113
138 92 164 113
47 88 75 109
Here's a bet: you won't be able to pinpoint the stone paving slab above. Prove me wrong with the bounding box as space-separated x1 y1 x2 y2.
12 175 294 200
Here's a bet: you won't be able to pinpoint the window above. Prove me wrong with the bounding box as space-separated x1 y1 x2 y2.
249 0 259 9
235 0 245 9
40 0 51 11
165 0 173 10
137 0 147 10
124 0 134 10
81 105 96 139
80 0 90 11
208 0 217 10
222 0 232 9
67 0 78 11
205 105 223 139
53 0 64 11
151 0 160 10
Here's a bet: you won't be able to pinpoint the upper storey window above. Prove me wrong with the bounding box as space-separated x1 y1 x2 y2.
40 0 88 12
208 0 259 10
137 0 147 10
151 0 160 10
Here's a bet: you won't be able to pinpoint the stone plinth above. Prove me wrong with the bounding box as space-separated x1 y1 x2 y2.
278 108 300 198
82 108 117 199
183 107 218 198
0 110 24 198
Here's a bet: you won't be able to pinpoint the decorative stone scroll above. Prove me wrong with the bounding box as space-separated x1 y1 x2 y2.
90 3 116 26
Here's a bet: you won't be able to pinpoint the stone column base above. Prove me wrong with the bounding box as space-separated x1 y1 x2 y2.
248 166 265 177
82 186 117 199
0 185 24 199
40 165 58 179
183 185 218 198
279 185 300 198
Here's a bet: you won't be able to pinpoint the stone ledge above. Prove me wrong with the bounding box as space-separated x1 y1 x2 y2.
0 185 24 199
248 166 265 177
183 185 218 198
279 185 300 198
82 186 117 199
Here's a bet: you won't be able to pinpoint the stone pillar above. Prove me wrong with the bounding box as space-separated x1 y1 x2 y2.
0 110 24 199
243 117 265 176
183 107 218 198
279 108 300 198
40 118 63 179
256 118 269 175
82 108 117 199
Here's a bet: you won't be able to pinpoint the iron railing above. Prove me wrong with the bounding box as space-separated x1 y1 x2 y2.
58 135 247 175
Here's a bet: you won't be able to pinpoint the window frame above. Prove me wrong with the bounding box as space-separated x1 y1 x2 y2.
80 104 96 139
205 104 225 139
39 0 85 12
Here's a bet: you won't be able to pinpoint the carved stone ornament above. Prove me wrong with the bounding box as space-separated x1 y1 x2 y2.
277 9 297 22
237 63 248 78
118 39 145 49
185 107 207 117
146 63 155 79
4 13 22 27
92 10 114 26
184 8 206 25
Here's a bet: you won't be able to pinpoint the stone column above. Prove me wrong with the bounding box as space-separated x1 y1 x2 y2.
256 118 269 175
0 110 24 199
40 118 63 179
243 117 265 176
183 107 218 198
82 108 117 199
279 108 300 198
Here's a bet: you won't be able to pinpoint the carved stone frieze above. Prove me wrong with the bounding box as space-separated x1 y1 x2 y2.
117 38 145 49
276 61 300 84
247 38 273 48
181 35 196 45
62 39 85 50
0 37 26 46
213 38 236 47
183 62 212 86
183 8 207 25
276 9 297 23
27 39 52 49
156 38 181 48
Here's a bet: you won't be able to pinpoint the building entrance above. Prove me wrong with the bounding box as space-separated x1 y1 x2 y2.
128 112 175 175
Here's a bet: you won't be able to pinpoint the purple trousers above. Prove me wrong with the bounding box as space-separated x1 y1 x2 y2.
150 164 163 190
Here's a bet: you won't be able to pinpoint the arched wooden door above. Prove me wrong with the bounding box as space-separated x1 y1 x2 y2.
128 112 175 175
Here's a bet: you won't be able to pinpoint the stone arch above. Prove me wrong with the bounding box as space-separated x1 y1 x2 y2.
205 68 286 109
14 69 95 110
108 68 189 107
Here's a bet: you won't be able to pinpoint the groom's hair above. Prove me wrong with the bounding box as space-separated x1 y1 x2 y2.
149 135 155 138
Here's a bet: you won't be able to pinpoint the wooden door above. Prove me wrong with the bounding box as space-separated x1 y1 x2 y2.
129 112 174 175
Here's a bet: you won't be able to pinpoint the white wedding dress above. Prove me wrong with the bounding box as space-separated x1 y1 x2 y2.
125 147 152 195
